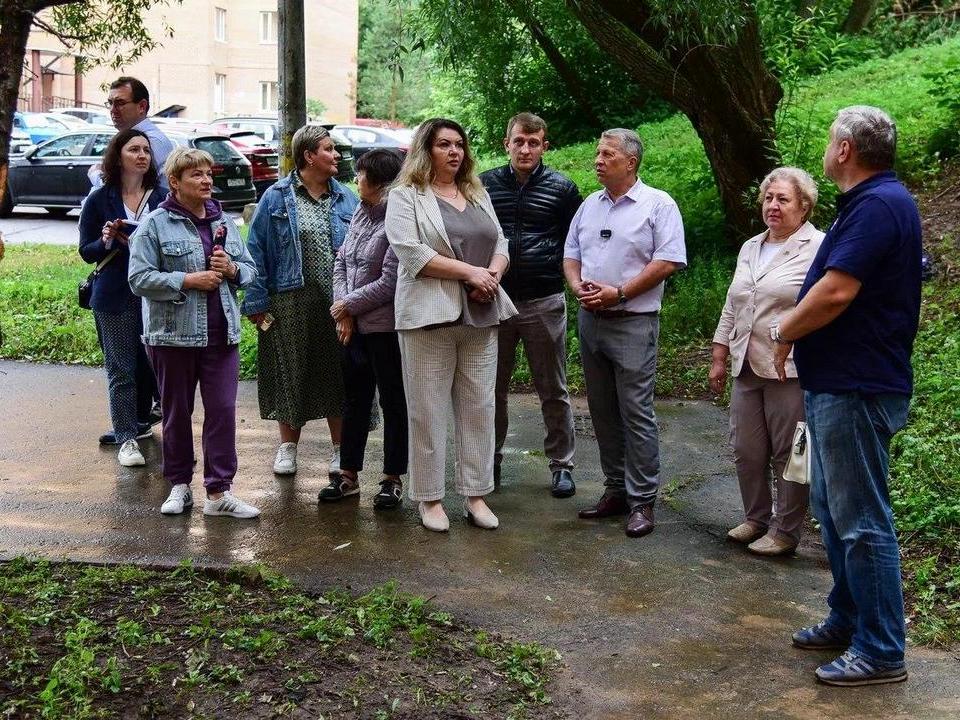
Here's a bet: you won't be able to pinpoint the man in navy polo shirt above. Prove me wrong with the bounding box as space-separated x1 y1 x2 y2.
772 106 922 687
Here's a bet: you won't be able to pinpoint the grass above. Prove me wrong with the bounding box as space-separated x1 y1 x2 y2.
0 558 561 719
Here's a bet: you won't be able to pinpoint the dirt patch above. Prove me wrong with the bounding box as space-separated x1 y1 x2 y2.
916 158 960 280
0 559 565 719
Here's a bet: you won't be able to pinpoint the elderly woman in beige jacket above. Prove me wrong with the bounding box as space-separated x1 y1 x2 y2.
710 167 824 556
386 118 517 533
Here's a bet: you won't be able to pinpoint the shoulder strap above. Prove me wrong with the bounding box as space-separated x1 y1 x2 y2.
94 249 121 274
134 188 152 220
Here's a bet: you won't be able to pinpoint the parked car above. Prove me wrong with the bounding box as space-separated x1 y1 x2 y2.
163 130 256 209
211 116 355 182
10 127 32 155
54 107 113 125
13 112 67 145
42 113 89 130
0 126 116 217
226 131 279 197
333 124 411 160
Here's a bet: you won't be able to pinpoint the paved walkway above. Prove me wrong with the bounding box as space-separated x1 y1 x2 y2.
0 359 957 719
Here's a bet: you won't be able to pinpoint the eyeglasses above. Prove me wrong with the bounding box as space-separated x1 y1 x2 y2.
104 98 133 109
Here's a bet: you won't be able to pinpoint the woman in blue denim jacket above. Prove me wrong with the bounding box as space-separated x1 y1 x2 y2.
241 125 359 485
129 147 259 520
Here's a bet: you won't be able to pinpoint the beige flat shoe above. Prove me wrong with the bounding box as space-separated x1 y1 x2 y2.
727 522 766 543
419 501 449 533
464 499 499 530
748 533 797 557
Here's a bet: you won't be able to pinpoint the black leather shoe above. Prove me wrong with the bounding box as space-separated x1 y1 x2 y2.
551 469 576 498
578 492 629 519
625 504 655 537
493 462 502 489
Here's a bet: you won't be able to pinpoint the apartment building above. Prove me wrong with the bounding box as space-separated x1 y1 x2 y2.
20 0 358 123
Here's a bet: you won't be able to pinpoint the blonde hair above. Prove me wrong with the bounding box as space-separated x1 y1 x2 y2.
164 147 214 183
757 166 819 222
394 118 485 203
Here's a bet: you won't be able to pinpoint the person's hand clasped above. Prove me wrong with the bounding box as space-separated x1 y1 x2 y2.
578 280 618 311
101 219 130 247
183 270 223 292
465 266 498 303
330 299 349 321
208 246 238 281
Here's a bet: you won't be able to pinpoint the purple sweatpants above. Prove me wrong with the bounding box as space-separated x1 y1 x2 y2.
146 344 240 493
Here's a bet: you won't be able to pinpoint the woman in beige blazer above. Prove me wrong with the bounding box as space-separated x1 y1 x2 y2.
710 167 824 556
386 118 517 533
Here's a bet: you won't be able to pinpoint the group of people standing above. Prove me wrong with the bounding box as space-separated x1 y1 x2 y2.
78 76 923 687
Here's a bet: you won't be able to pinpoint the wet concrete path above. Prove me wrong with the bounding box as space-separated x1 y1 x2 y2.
0 359 957 719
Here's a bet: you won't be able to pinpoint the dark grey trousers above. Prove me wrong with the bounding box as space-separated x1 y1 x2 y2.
578 309 660 508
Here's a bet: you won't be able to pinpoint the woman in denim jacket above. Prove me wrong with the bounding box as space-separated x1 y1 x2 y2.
241 125 359 485
129 147 259 519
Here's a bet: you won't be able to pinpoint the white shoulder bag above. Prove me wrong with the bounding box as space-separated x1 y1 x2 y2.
783 421 811 485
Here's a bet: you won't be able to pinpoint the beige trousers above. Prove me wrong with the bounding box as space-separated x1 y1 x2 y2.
729 365 810 544
398 325 497 501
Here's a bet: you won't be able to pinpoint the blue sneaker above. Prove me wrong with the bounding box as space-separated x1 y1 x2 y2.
792 620 852 650
815 650 907 687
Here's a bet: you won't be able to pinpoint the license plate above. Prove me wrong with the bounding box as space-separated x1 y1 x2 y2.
227 178 246 188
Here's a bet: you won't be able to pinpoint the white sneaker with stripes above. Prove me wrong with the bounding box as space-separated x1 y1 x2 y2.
203 491 260 519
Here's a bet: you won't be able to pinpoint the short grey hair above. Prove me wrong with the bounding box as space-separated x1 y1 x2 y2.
292 124 331 171
757 166 819 221
832 105 897 170
601 128 643 166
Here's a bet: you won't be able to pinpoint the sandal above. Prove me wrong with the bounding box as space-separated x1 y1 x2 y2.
318 472 360 503
373 478 403 510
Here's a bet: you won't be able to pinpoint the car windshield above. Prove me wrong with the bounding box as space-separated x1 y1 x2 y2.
193 137 245 162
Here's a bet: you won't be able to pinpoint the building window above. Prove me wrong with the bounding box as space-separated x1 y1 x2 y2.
260 11 277 44
214 7 226 42
260 81 278 112
214 74 226 113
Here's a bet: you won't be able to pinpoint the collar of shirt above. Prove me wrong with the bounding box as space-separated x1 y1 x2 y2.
291 170 334 203
600 177 645 205
836 170 897 211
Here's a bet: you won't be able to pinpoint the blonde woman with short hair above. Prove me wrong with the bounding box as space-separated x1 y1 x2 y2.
386 118 517 532
129 146 260 518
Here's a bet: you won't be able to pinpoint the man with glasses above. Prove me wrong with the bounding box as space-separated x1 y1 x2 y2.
104 76 173 190
480 113 582 498
563 129 686 538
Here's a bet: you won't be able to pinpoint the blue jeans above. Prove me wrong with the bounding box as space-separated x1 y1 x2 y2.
805 391 910 668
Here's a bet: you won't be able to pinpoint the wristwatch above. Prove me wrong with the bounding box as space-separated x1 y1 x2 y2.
770 324 791 345
616 286 627 305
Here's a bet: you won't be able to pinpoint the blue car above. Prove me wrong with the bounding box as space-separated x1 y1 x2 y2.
13 112 69 145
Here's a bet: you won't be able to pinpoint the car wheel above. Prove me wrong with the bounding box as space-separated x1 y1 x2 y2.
0 188 12 218
44 207 71 218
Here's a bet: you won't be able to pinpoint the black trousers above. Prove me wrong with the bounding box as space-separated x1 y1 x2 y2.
340 331 408 476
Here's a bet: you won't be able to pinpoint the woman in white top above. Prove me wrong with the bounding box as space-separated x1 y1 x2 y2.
710 167 824 556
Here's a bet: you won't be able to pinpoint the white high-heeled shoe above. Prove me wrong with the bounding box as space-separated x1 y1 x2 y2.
419 501 449 532
464 499 499 530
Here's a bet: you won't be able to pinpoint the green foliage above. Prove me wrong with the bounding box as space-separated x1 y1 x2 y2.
358 0 434 124
922 56 960 160
306 98 328 121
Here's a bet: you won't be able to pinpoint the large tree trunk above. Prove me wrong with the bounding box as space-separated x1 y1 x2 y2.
0 1 37 211
503 0 603 132
567 0 782 241
842 0 880 33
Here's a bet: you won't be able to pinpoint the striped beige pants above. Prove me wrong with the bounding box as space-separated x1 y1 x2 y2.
398 325 497 501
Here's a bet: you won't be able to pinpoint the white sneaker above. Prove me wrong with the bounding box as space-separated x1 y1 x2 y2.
118 439 146 467
203 491 260 519
161 483 193 515
329 444 341 477
273 442 297 475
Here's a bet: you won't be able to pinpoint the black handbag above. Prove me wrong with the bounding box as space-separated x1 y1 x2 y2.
78 249 120 310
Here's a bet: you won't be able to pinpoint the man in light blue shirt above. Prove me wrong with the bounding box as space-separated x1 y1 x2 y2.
563 128 686 538
90 76 173 193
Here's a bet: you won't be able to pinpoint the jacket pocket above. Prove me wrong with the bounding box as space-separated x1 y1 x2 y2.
159 240 192 272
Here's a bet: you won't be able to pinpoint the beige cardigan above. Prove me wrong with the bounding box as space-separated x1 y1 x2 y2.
385 183 518 331
713 221 824 380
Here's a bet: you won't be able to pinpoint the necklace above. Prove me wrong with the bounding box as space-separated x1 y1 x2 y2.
432 183 459 200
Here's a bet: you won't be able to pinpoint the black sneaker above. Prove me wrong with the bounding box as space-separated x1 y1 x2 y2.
99 423 152 446
551 469 576 498
373 479 402 510
148 401 162 427
318 474 360 503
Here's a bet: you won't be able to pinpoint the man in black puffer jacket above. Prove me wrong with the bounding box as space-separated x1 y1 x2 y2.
480 113 582 498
